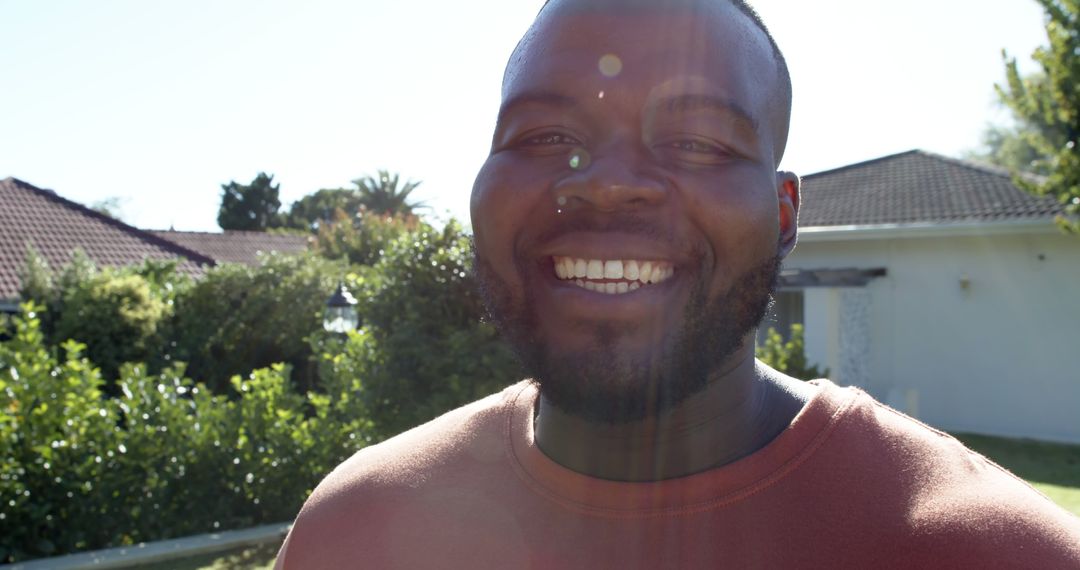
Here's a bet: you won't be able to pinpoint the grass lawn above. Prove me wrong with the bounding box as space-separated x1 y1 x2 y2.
143 541 280 570
953 432 1080 517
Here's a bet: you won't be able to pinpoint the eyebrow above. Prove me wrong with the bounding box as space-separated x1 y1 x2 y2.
496 91 577 125
655 93 759 133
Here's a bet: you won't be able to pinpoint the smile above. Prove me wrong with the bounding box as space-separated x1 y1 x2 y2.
552 256 675 295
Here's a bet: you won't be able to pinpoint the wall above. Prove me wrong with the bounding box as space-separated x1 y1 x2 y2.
785 225 1080 443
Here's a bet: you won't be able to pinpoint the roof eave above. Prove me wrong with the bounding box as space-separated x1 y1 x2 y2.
798 217 1061 242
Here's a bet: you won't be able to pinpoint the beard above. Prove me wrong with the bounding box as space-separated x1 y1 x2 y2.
474 249 781 425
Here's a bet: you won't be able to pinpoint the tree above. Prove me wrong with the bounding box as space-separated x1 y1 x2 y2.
995 0 1080 232
354 170 424 216
283 187 366 232
969 116 1049 176
755 324 829 381
217 172 283 231
89 196 127 221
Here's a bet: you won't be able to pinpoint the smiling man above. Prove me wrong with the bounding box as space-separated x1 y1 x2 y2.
276 0 1080 567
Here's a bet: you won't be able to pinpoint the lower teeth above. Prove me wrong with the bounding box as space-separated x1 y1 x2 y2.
572 280 642 294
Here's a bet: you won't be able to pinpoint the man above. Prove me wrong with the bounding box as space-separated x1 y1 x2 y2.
277 0 1080 567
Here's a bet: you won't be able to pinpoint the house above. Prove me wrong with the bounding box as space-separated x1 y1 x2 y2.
0 177 213 312
773 150 1080 443
0 177 309 312
148 230 309 266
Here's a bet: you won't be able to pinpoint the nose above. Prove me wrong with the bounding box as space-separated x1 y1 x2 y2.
551 145 666 212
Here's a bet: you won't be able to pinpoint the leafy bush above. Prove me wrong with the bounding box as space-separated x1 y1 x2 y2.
52 273 170 382
19 250 181 382
2 213 525 562
348 219 520 436
313 208 418 267
0 305 372 563
756 324 829 381
168 253 344 393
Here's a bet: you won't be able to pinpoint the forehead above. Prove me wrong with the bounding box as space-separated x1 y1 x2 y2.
502 2 778 121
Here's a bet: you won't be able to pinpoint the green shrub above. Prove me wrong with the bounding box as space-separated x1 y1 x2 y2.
52 273 170 382
0 305 372 563
348 219 520 437
313 208 417 267
167 253 343 393
18 251 186 383
756 324 829 381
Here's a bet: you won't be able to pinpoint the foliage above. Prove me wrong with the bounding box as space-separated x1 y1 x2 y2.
342 219 520 436
313 208 418 267
52 273 170 382
353 170 424 216
968 119 1050 176
994 0 1080 232
217 173 284 232
19 251 185 382
0 305 373 563
168 253 344 394
4 210 524 561
283 188 366 233
89 196 127 221
756 324 828 381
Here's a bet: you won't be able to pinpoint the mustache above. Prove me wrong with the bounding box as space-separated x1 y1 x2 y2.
529 213 692 253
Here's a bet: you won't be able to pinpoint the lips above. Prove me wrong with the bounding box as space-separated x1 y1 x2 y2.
552 256 674 295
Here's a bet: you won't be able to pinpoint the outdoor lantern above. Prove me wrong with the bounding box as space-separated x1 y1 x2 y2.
323 282 359 333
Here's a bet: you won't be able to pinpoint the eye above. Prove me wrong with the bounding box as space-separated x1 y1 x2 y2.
662 139 722 154
519 132 581 147
655 137 736 166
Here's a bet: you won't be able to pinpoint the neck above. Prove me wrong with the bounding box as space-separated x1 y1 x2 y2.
533 348 812 481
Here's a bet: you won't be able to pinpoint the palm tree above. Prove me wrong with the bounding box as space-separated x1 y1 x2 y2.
352 170 424 216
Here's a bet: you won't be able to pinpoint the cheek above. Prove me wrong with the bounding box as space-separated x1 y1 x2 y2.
470 157 545 286
683 169 780 269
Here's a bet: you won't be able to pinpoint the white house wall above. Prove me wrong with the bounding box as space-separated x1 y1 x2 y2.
786 228 1080 443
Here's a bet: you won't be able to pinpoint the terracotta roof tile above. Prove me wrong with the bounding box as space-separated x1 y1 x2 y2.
149 230 310 266
0 177 212 302
799 150 1063 227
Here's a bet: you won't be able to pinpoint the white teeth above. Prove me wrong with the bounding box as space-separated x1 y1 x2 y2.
574 259 587 278
586 260 604 279
553 256 675 292
639 261 653 281
603 260 623 279
648 263 664 284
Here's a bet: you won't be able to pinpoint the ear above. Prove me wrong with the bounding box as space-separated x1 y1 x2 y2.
776 171 800 258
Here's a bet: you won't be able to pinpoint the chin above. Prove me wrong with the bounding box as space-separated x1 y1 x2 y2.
475 252 781 424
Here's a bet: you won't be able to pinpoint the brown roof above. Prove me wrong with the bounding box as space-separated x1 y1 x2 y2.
800 150 1064 227
0 177 213 302
150 230 310 266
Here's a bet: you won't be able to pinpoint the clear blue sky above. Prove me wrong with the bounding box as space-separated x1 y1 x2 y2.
0 0 1048 231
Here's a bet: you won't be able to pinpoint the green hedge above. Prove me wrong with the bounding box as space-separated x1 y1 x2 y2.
0 306 372 563
2 215 525 563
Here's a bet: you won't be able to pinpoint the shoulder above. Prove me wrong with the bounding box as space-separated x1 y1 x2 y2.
816 381 1080 564
275 381 530 569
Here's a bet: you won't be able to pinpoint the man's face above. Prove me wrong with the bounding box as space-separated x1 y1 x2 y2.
471 0 797 423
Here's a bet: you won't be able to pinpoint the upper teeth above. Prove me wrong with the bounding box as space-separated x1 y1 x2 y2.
553 257 674 291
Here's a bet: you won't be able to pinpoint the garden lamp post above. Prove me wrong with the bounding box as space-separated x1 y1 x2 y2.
323 282 358 334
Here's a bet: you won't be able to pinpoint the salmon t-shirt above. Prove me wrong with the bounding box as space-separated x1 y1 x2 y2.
278 380 1080 569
